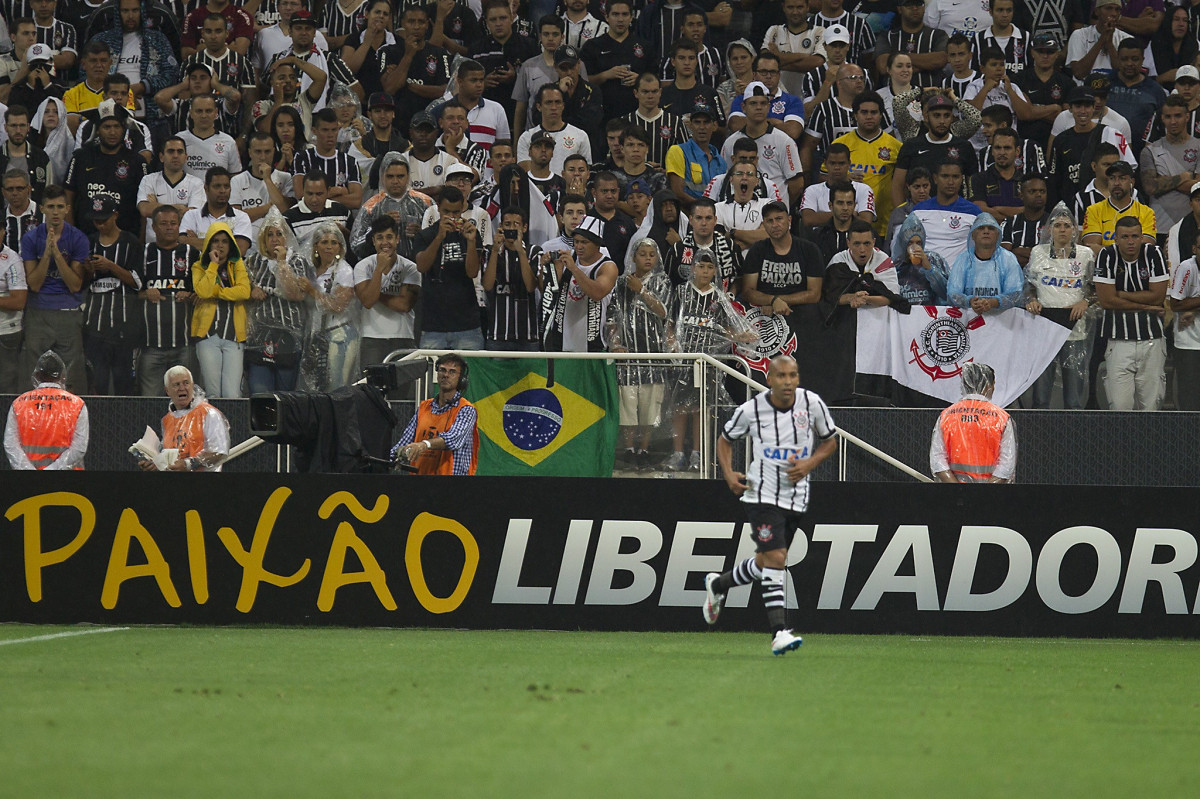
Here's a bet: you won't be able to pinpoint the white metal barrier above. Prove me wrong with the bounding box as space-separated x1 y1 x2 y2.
224 350 931 482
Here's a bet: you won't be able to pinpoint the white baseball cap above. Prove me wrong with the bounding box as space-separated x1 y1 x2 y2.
743 81 770 100
26 43 55 63
823 24 851 45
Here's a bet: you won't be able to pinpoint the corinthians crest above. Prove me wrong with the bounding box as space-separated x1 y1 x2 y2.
731 300 798 376
908 308 985 381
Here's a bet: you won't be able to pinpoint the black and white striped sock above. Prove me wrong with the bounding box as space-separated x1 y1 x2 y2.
714 557 762 594
762 568 787 633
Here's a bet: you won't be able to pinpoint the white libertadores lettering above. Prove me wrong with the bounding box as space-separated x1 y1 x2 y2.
491 519 1200 614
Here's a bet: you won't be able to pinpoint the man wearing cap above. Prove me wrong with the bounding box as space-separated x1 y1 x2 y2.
180 1 255 60
254 0 332 74
378 4 452 124
517 84 593 173
4 350 88 470
19 185 89 392
728 52 805 141
523 131 569 201
82 196 141 395
269 9 363 111
875 0 949 88
1066 0 1142 80
7 41 60 117
800 23 852 117
1048 88 1108 207
552 43 604 153
814 0 876 65
930 363 1015 483
1146 66 1200 142
73 74 154 163
63 100 148 238
761 0 827 99
890 92 977 209
1139 95 1200 236
1049 72 1133 148
1082 161 1156 253
665 98 728 206
728 81 804 205
358 93 410 160
1016 31 1075 147
404 111 460 196
543 213 618 352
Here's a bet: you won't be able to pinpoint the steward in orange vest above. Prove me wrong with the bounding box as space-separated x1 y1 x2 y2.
391 353 479 475
141 365 231 472
4 351 88 470
930 362 1017 483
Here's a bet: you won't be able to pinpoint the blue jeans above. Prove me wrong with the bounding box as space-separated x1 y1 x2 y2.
247 362 299 395
420 328 485 351
1033 337 1092 409
195 335 244 398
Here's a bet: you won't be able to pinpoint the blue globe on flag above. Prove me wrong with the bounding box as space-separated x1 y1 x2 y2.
502 388 564 450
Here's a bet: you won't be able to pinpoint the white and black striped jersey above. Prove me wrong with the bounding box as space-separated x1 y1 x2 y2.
976 139 1045 176
942 70 978 101
1094 243 1169 341
805 97 858 152
971 26 1029 77
564 14 608 51
648 5 689 67
661 44 725 90
811 10 875 64
183 49 258 92
84 232 142 339
137 242 198 349
1 0 33 23
486 244 542 343
876 27 949 87
36 20 76 55
5 205 41 255
246 252 312 333
321 0 369 40
723 388 837 513
293 147 362 188
1000 212 1046 250
622 109 689 168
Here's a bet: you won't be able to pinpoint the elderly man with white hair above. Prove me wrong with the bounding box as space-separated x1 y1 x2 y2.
139 364 231 472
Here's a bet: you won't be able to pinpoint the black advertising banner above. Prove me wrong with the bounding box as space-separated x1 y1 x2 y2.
1 473 1198 638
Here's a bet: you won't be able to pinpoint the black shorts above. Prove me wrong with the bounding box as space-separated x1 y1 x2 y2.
745 504 806 553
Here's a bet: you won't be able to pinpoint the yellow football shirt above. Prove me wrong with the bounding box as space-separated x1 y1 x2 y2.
835 129 902 237
1082 198 1157 248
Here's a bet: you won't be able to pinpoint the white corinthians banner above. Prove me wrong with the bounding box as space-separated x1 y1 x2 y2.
856 306 1069 406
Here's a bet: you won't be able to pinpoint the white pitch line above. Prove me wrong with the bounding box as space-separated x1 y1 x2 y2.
0 627 129 647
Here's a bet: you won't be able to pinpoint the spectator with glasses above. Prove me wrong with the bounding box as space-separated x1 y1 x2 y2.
727 52 804 141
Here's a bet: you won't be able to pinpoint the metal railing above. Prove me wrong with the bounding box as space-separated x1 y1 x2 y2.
223 350 930 482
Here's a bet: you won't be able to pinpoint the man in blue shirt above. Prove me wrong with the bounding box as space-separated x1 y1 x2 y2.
727 52 805 140
947 212 1025 313
19 184 90 392
664 99 729 208
1107 38 1167 159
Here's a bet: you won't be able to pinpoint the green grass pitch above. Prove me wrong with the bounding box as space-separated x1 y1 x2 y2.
1 625 1197 798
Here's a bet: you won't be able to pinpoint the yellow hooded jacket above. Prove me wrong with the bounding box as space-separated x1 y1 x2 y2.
191 222 251 341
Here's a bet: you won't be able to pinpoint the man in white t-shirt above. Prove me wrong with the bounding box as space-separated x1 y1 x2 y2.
136 136 206 244
799 141 875 227
253 0 330 74
230 131 296 246
0 241 27 393
516 84 592 172
177 95 242 179
403 111 460 195
1168 231 1200 410
715 162 771 255
723 82 804 204
1066 0 1144 81
353 214 422 368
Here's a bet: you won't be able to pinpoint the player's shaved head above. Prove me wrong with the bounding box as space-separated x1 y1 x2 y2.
767 354 798 376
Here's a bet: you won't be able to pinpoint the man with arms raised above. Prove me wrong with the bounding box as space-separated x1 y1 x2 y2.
706 353 838 656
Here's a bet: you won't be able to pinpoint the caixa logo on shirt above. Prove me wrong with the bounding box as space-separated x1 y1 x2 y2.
763 446 808 462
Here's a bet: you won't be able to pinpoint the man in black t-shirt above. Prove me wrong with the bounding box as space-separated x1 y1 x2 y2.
580 0 654 140
135 205 199 396
470 0 540 121
379 4 453 124
1015 31 1074 149
891 93 977 210
413 185 486 349
63 100 148 238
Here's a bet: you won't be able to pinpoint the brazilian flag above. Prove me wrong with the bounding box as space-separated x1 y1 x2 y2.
463 358 618 476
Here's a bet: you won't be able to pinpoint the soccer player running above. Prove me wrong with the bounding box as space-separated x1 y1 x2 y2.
706 354 838 656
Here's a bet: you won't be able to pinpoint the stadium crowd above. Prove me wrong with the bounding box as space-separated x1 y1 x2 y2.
0 0 1197 468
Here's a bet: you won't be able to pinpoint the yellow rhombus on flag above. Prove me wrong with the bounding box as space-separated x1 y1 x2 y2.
472 371 607 468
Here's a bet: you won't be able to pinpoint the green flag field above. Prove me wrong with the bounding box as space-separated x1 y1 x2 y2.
1 625 1196 798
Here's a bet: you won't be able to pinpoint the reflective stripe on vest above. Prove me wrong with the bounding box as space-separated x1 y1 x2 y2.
412 397 479 476
939 398 1009 482
12 387 84 470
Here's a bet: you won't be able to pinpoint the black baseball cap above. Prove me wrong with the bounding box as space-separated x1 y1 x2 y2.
368 92 396 110
411 111 437 129
530 130 556 146
690 98 717 119
1086 72 1111 96
290 9 317 26
1067 86 1095 104
86 196 119 220
1031 32 1060 51
1106 161 1135 178
554 44 580 66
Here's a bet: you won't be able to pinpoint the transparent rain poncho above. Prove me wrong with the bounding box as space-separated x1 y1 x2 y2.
301 222 361 391
606 238 673 388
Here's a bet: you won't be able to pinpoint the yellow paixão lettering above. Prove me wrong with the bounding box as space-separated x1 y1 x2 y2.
217 487 310 613
405 512 479 614
5 492 95 602
185 510 208 604
101 508 182 609
316 492 397 612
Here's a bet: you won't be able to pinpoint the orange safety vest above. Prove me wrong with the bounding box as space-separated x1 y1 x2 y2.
162 404 210 463
938 398 1009 482
11 387 84 470
411 395 479 475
